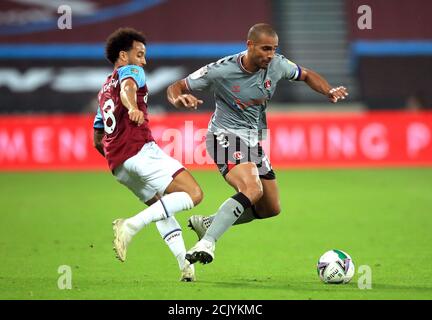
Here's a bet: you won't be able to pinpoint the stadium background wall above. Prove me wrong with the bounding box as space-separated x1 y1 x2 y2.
0 112 431 171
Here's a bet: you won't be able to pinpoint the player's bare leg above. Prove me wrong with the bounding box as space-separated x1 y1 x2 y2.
224 163 264 203
186 162 262 264
164 169 203 206
253 178 281 218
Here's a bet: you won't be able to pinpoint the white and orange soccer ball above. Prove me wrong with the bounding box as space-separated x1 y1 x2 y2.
317 249 355 284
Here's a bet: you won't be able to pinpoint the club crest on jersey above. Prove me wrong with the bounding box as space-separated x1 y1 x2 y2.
264 79 272 89
233 151 244 160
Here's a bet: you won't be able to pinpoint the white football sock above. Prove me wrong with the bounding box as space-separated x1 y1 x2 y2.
125 192 194 235
156 217 187 270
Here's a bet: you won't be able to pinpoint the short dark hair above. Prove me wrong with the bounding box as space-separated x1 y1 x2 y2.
105 27 147 64
247 23 277 42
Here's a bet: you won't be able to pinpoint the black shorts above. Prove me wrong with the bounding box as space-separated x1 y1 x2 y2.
205 132 275 180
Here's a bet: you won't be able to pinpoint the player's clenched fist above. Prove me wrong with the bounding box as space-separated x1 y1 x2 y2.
328 86 349 103
175 94 203 110
128 108 144 126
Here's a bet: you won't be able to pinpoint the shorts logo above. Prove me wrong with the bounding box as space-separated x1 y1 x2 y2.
233 151 244 160
264 79 272 89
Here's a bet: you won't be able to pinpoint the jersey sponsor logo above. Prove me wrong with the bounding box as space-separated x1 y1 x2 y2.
264 79 271 89
233 97 267 110
233 151 244 160
231 85 240 93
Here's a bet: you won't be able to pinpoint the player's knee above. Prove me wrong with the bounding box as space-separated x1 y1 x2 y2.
244 183 263 204
189 186 203 206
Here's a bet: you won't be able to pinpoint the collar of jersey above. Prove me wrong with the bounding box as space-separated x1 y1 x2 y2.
237 54 259 75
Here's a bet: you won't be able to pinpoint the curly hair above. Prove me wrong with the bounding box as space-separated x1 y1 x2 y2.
105 27 147 64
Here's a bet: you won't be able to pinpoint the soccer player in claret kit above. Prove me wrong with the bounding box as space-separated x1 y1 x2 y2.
94 27 204 281
167 23 349 265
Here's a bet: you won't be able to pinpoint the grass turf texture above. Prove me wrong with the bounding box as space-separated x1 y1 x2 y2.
0 168 431 300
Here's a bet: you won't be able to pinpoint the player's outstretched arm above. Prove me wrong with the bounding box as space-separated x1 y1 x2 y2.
167 79 203 110
93 128 105 157
299 67 349 103
120 78 144 125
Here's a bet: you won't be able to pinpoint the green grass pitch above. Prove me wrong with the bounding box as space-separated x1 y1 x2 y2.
0 168 431 300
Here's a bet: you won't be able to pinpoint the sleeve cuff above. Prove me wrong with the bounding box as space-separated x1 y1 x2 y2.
294 64 302 81
185 77 192 91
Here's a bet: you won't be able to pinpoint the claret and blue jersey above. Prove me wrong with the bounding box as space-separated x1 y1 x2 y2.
93 64 146 130
95 64 154 171
117 64 146 89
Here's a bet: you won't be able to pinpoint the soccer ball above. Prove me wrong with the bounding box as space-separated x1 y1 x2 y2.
317 249 355 284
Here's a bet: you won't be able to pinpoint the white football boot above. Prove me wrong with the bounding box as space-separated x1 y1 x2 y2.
185 238 215 265
187 215 209 240
180 260 196 282
112 219 133 262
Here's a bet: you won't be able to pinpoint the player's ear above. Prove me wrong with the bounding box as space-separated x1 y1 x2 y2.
246 40 254 50
118 50 128 63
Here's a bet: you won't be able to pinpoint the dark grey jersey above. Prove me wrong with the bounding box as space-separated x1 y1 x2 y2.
186 51 301 145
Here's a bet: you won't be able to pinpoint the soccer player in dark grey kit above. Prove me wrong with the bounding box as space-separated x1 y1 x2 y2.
167 23 348 265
